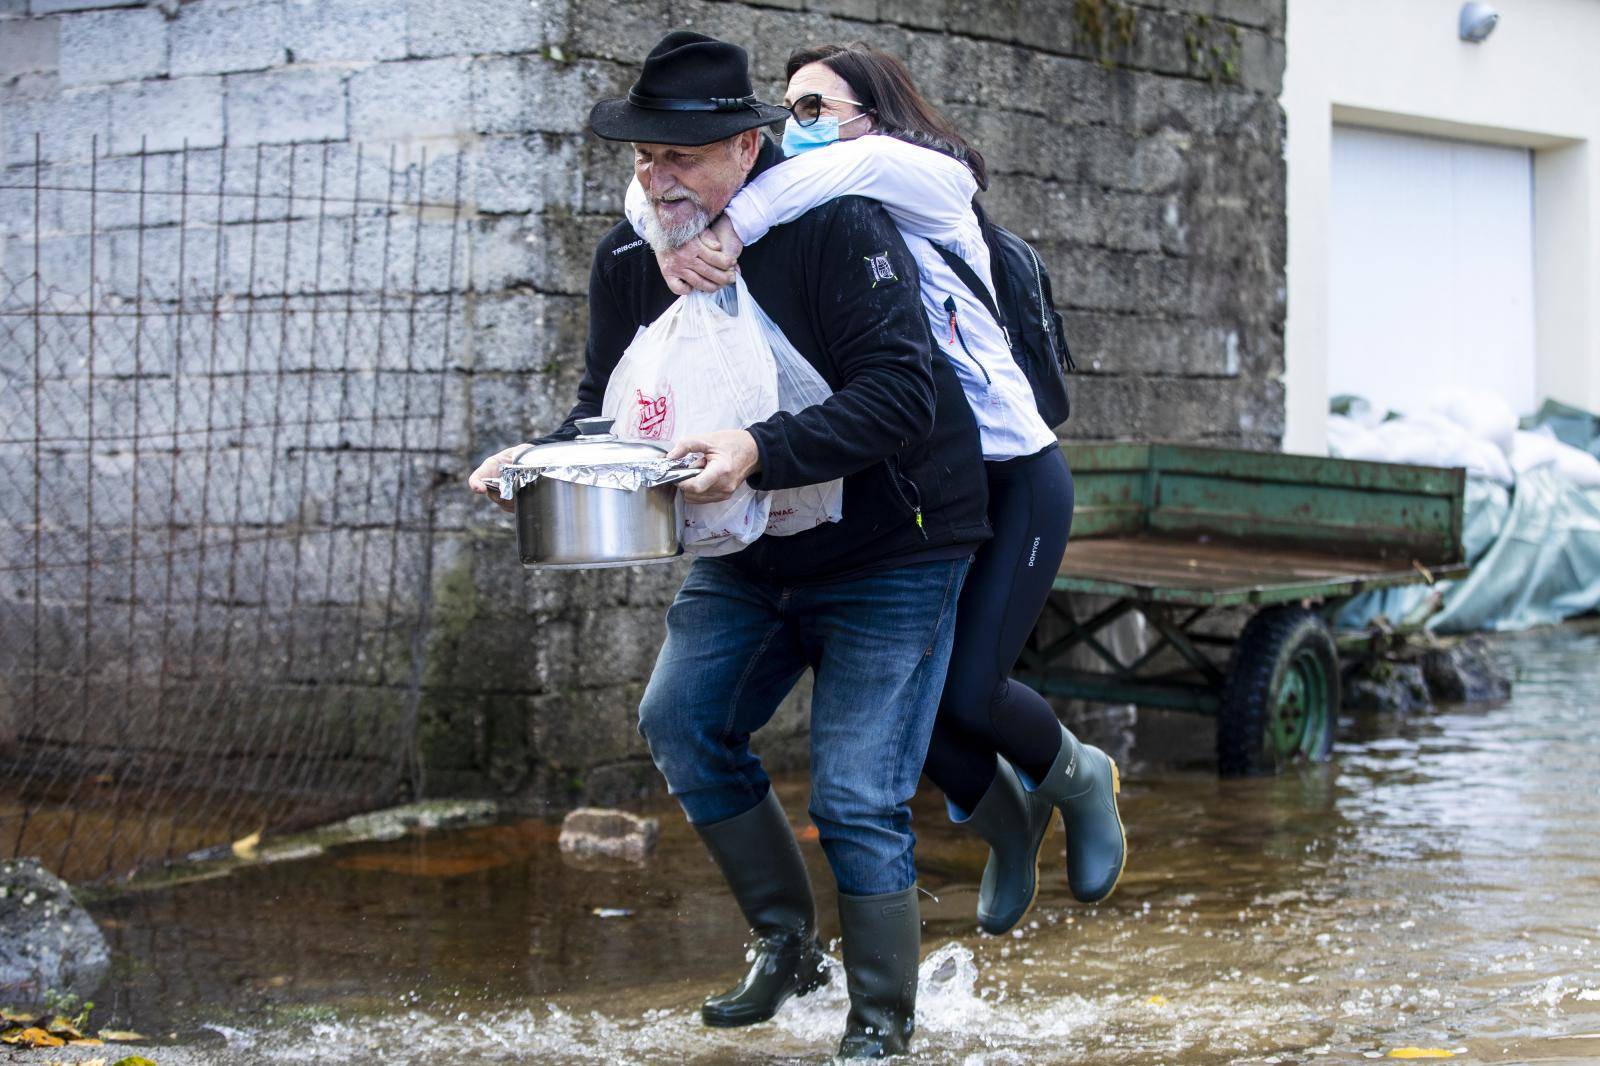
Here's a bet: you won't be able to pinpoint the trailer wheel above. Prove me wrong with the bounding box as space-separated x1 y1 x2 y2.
1217 606 1339 776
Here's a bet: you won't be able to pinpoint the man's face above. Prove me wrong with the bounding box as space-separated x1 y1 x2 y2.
633 130 759 252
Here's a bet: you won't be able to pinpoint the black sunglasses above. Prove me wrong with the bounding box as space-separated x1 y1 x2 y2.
786 92 871 127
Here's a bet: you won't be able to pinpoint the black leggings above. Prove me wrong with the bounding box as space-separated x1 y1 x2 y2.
921 445 1075 813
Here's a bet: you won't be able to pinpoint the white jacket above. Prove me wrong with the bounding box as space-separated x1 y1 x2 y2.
624 134 1056 461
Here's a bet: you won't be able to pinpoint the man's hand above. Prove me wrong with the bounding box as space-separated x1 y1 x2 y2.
668 429 761 504
657 216 744 296
467 443 534 512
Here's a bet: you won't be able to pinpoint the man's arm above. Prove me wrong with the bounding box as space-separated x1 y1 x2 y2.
533 244 638 444
745 197 937 492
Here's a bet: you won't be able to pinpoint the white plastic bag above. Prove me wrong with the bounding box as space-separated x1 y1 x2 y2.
747 293 844 538
601 275 842 555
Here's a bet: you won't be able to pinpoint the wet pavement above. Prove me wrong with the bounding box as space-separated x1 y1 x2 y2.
17 622 1600 1064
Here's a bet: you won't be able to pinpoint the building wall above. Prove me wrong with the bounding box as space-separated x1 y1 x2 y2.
1281 0 1600 454
1 0 1289 816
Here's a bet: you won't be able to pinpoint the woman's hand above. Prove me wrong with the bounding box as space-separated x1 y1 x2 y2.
657 216 745 295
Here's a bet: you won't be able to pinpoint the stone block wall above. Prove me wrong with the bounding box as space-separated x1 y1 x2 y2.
0 0 1286 821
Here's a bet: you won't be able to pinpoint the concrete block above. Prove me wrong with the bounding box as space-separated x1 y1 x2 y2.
1057 373 1147 440
0 83 109 168
169 0 284 77
565 0 671 64
110 76 224 155
467 292 546 372
226 67 347 146
470 55 630 136
348 57 472 141
803 0 877 17
58 8 168 86
29 0 139 11
1063 312 1240 377
0 14 57 79
406 0 549 59
877 0 946 30
530 684 651 770
283 0 404 63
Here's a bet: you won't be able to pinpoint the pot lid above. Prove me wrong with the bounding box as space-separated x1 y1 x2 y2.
509 417 672 470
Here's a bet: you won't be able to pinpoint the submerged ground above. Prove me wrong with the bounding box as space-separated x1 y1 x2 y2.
19 623 1600 1064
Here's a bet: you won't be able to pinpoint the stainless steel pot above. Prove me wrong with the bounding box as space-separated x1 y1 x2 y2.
494 416 699 569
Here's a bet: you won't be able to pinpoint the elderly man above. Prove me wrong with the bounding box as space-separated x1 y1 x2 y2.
469 31 988 1058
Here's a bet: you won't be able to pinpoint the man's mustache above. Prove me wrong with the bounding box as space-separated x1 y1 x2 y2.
651 189 703 207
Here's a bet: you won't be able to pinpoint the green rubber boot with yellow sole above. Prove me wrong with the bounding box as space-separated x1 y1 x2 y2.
946 757 1056 934
1022 725 1126 904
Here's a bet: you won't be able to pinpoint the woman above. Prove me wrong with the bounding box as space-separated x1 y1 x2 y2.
626 42 1127 935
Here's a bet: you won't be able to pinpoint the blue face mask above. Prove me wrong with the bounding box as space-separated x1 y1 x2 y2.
781 114 868 157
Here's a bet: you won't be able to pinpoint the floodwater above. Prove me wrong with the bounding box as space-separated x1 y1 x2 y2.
27 623 1600 1064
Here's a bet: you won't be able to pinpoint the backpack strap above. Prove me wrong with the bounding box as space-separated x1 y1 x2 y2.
925 238 1010 349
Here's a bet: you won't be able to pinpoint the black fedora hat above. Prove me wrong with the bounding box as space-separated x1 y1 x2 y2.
590 31 791 147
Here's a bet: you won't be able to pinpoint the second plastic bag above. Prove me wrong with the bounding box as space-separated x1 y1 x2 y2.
601 274 842 555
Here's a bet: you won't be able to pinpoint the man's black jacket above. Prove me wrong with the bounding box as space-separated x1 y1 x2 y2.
543 142 990 585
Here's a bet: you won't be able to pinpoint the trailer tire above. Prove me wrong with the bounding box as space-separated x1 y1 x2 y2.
1218 606 1339 777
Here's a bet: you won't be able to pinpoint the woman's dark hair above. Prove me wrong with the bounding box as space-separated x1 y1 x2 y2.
785 42 989 190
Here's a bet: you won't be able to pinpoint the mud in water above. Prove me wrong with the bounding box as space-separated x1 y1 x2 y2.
37 623 1600 1064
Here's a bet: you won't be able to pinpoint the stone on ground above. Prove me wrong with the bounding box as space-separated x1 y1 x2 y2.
1422 636 1513 703
558 808 659 862
0 858 110 1008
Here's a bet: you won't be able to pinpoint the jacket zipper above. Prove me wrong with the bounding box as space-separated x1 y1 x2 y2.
884 458 927 540
942 295 993 386
1025 243 1075 373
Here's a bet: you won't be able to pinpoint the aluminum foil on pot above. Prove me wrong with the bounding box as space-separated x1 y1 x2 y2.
499 454 701 500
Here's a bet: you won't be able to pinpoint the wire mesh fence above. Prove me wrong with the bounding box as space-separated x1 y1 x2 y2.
0 135 469 884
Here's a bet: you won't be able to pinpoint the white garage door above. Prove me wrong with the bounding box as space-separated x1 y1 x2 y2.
1328 125 1537 419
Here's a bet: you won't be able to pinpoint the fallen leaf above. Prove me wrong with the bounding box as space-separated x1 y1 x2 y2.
1146 994 1169 1007
1388 1051 1455 1060
232 828 263 859
1 1008 38 1024
47 1014 85 1038
12 1026 65 1047
70 1037 106 1045
111 1056 159 1066
98 1030 149 1042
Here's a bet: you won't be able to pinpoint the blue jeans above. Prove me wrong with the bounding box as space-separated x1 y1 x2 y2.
638 554 971 896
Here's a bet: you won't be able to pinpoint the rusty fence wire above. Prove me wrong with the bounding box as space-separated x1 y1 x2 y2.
0 135 468 883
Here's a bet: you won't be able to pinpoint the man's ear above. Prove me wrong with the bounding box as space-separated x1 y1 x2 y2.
733 128 762 170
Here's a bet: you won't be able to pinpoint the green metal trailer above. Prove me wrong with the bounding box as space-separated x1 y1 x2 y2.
1016 442 1470 776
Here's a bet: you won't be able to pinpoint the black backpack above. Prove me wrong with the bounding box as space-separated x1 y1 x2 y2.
928 202 1075 428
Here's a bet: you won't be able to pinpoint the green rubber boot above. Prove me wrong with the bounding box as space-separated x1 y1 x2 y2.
694 788 830 1027
1024 725 1126 903
947 757 1056 934
836 887 920 1059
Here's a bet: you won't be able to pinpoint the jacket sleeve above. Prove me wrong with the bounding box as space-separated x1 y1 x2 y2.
724 135 979 247
535 247 636 444
744 198 936 491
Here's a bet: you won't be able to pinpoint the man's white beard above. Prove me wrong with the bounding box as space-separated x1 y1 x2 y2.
641 194 710 253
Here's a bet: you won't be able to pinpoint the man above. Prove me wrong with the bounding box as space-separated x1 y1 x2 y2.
468 31 989 1058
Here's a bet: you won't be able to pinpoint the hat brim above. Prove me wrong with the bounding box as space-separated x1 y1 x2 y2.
589 98 791 147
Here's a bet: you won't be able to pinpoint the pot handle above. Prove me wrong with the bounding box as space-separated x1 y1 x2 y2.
651 453 705 488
